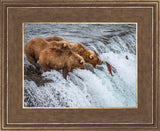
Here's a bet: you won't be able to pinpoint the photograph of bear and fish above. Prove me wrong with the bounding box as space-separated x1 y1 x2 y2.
24 24 136 107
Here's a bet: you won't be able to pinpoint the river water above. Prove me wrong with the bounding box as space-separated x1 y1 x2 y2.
24 24 136 107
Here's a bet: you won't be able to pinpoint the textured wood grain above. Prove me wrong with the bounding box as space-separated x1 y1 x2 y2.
0 0 160 2
0 0 159 130
0 1 2 130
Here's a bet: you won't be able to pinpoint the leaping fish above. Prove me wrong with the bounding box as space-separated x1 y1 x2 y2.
106 62 114 77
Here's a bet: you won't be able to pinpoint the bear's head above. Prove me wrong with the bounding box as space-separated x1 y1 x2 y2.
73 54 85 69
78 59 85 69
85 50 103 68
49 41 70 50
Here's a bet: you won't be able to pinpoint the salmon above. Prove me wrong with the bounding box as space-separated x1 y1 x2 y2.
106 62 114 77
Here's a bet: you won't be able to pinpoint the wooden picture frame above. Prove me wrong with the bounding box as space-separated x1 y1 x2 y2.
0 0 159 130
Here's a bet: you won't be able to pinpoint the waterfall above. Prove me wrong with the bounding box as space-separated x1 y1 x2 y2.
24 24 136 107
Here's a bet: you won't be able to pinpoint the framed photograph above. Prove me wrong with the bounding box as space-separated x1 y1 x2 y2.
0 0 159 130
23 23 137 108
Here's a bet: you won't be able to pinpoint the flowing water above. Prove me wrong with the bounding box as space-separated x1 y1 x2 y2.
24 24 136 107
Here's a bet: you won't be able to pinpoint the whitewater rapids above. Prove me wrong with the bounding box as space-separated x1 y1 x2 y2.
24 24 136 107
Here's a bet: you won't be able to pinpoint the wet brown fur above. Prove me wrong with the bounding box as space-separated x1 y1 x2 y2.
44 36 65 42
67 43 102 67
39 47 85 79
45 36 102 67
24 37 69 68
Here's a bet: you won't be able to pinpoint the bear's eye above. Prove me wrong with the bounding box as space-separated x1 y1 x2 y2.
89 55 93 59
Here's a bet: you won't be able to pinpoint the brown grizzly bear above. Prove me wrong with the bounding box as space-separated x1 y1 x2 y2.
67 42 102 68
45 36 102 68
44 36 64 42
24 37 69 69
39 47 85 79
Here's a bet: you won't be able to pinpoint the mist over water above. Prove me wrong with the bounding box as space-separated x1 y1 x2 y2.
24 24 136 107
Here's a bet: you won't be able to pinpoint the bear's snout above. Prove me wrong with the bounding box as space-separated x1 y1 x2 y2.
98 59 103 65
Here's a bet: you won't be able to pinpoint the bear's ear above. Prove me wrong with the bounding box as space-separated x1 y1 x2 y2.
89 50 92 53
80 60 84 64
89 55 93 59
63 43 67 47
